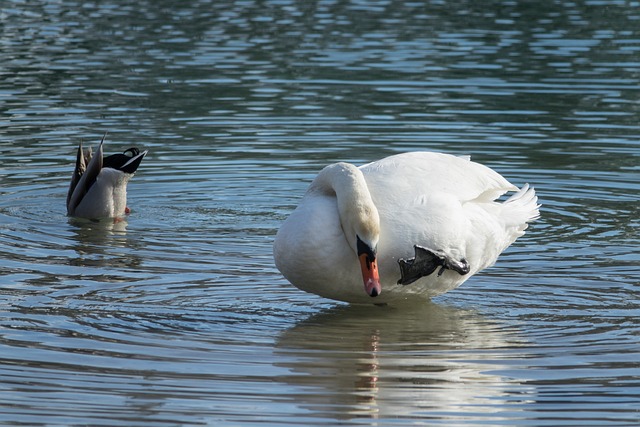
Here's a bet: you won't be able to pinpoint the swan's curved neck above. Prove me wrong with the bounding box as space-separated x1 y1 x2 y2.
310 162 380 251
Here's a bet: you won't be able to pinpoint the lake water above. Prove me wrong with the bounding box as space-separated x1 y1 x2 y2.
1 1 639 425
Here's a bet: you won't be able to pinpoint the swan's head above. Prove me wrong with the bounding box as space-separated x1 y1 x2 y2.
323 161 382 298
350 204 381 297
356 234 381 297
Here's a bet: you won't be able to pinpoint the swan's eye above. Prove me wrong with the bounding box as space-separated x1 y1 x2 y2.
356 235 376 264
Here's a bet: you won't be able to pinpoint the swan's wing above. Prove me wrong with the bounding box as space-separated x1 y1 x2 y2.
360 151 517 204
67 136 104 215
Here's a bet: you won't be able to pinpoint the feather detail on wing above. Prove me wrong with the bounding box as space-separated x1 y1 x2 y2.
67 135 105 216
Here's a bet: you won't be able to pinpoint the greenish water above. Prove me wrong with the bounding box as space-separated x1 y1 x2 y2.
1 1 639 425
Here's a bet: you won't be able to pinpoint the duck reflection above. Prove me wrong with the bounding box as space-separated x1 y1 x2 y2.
276 302 531 421
67 217 142 269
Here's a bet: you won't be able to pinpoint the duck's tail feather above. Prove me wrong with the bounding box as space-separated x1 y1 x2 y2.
67 136 104 216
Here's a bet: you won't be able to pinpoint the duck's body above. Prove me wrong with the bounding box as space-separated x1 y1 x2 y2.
273 152 539 304
67 135 147 219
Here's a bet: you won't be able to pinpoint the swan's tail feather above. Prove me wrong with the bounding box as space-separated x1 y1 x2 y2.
502 183 540 239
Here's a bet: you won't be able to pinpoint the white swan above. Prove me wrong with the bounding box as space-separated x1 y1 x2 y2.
273 152 540 304
67 134 147 219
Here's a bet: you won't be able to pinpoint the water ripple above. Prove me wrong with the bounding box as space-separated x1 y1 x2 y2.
1 0 639 425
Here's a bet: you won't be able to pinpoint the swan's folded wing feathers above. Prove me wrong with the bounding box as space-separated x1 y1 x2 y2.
361 152 517 204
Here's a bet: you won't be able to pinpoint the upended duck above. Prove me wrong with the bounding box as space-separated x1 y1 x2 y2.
67 134 147 219
273 152 540 304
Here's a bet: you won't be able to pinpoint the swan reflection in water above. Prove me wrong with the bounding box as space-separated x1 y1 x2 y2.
275 302 533 422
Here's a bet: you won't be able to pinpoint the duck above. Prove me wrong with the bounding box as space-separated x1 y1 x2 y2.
273 151 540 304
67 134 147 219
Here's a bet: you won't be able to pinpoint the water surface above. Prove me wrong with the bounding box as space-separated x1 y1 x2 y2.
1 1 639 426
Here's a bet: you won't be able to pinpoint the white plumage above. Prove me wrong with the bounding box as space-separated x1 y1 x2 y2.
67 135 147 219
274 152 540 304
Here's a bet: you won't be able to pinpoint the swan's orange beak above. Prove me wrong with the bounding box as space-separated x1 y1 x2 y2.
359 253 381 297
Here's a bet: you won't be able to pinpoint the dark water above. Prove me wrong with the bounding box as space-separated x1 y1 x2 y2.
1 1 639 425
